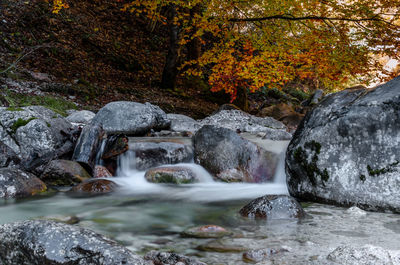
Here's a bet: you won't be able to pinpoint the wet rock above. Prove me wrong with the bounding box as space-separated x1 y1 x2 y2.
243 248 288 263
72 124 104 173
286 77 400 212
66 110 95 125
144 250 206 265
0 220 148 265
0 168 46 198
239 195 305 219
40 215 80 225
93 165 113 178
101 134 129 160
181 225 232 238
346 206 367 217
91 101 170 135
71 179 118 194
327 245 400 265
0 106 72 163
167 114 201 133
197 240 248 253
145 166 197 184
193 125 279 182
199 110 291 140
131 142 193 171
40 160 91 186
0 140 20 167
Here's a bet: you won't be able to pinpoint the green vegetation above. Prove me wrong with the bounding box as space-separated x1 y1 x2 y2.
367 161 399 177
2 90 77 116
10 117 37 134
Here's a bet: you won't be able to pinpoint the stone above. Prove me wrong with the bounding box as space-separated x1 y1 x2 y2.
93 165 113 178
286 77 400 212
239 195 306 219
144 250 206 265
327 245 400 265
0 220 149 265
0 140 20 167
0 106 72 163
72 124 104 173
199 110 291 140
167 113 201 133
197 240 248 253
0 168 46 198
66 110 95 124
101 134 129 160
243 248 288 263
71 179 118 194
145 166 198 184
181 225 232 238
40 160 91 186
310 89 324 104
131 141 193 171
91 101 170 135
193 125 279 182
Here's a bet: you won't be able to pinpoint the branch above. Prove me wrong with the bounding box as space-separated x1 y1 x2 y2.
228 14 387 23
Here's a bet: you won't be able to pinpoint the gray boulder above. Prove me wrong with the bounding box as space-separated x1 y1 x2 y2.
0 168 46 198
199 110 291 140
0 106 72 163
91 101 170 135
286 77 400 212
0 141 20 167
167 113 201 133
193 125 279 182
66 110 95 125
0 220 149 265
239 195 305 219
131 142 193 171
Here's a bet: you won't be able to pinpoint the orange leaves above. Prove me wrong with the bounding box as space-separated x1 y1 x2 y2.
45 0 69 14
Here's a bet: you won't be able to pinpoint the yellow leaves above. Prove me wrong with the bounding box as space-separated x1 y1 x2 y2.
50 0 69 14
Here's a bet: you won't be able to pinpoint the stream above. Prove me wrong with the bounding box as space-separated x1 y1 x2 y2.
0 137 400 264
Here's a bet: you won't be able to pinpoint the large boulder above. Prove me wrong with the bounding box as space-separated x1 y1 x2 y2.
199 110 291 140
0 168 46 198
130 141 193 171
0 220 149 265
193 125 279 182
286 77 400 212
40 160 91 186
167 113 201 134
91 101 170 135
0 106 72 163
239 195 305 219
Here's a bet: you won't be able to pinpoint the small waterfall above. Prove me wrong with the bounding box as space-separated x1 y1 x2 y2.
94 138 107 166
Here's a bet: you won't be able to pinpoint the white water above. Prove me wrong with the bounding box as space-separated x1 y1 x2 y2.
112 138 289 202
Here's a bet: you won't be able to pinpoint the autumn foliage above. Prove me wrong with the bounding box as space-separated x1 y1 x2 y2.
48 0 400 101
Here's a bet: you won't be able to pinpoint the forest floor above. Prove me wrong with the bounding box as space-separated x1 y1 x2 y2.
0 0 310 120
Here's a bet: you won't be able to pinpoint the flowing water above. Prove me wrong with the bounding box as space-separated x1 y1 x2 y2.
0 137 400 264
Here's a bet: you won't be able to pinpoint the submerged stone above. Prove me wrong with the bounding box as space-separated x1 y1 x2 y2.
239 195 305 219
0 168 46 198
181 225 232 238
145 166 197 184
197 240 248 253
144 250 206 265
40 159 91 186
0 220 149 265
243 248 288 263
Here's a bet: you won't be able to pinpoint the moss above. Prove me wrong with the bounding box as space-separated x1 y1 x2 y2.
10 117 37 134
46 122 51 128
359 174 366 182
366 161 399 177
6 107 23 111
293 141 329 186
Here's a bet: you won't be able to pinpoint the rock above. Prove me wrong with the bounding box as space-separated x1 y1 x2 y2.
286 77 400 212
197 240 248 253
199 110 291 140
0 140 20 167
243 248 288 263
71 179 118 194
91 101 170 135
66 110 95 124
101 134 129 160
0 106 72 162
346 206 367 217
72 124 104 173
40 160 91 186
310 89 324 104
145 166 198 184
167 114 201 133
131 141 193 171
327 245 400 265
239 195 305 219
193 125 279 182
0 168 46 198
181 225 232 238
259 103 305 132
0 220 148 265
144 250 206 265
93 165 113 178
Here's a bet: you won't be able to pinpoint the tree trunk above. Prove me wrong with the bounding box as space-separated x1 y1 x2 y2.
187 5 202 62
161 5 179 90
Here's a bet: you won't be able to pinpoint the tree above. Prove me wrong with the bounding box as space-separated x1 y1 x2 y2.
49 0 400 101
